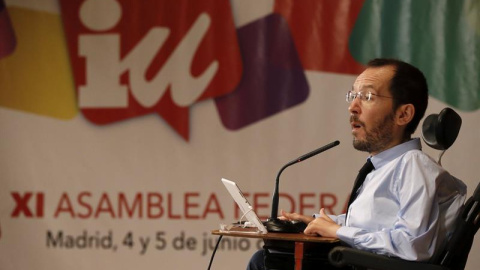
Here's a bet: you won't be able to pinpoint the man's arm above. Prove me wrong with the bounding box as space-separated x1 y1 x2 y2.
309 153 464 261
332 153 456 261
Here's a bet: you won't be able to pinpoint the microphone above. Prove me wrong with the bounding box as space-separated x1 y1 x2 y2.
266 140 340 233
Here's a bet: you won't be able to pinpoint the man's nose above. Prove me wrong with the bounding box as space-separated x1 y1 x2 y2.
348 97 361 114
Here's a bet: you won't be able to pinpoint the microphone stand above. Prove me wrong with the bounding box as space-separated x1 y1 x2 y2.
270 159 297 221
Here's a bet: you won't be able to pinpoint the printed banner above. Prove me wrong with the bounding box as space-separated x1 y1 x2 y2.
0 0 479 269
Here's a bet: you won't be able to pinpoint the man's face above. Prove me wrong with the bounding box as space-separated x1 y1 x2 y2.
348 66 398 155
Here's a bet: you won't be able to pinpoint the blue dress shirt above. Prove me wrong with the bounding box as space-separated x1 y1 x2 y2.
328 138 466 261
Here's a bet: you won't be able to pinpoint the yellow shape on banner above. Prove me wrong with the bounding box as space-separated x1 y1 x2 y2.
0 7 77 119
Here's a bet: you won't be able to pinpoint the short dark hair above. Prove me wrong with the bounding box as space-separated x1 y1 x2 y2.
367 58 429 137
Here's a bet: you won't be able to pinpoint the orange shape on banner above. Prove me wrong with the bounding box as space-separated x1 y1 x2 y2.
274 0 366 74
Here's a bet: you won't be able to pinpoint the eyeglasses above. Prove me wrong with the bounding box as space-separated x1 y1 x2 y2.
345 90 396 103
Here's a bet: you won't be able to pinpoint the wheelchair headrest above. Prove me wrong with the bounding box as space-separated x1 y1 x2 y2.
422 107 462 150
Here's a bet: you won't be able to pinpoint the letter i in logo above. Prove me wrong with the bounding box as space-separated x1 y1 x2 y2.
77 0 127 108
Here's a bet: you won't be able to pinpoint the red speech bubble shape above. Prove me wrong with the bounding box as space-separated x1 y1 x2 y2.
60 0 242 140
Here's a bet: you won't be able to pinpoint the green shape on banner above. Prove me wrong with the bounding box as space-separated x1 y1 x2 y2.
349 0 480 111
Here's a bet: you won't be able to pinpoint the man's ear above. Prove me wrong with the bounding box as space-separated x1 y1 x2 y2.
395 104 415 126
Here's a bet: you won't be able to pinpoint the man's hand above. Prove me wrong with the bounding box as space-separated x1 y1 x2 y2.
280 210 314 224
304 208 340 238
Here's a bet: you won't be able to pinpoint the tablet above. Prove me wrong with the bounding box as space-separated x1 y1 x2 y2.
221 178 268 234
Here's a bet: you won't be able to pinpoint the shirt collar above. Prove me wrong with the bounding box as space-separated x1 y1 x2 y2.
369 138 422 169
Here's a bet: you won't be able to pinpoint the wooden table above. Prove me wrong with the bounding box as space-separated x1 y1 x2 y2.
212 229 339 270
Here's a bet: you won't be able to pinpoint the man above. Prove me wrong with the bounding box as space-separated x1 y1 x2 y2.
247 58 466 269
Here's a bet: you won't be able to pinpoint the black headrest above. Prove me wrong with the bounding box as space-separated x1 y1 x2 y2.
422 108 462 150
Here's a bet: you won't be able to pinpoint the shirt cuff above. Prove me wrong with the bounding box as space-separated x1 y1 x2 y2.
336 226 362 247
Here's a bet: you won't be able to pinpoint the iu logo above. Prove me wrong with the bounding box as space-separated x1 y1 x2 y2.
60 0 242 140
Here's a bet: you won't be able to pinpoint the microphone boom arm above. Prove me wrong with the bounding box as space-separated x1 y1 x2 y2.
269 140 340 221
270 160 297 219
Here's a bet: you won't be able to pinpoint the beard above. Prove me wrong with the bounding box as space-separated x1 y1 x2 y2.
352 112 395 153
